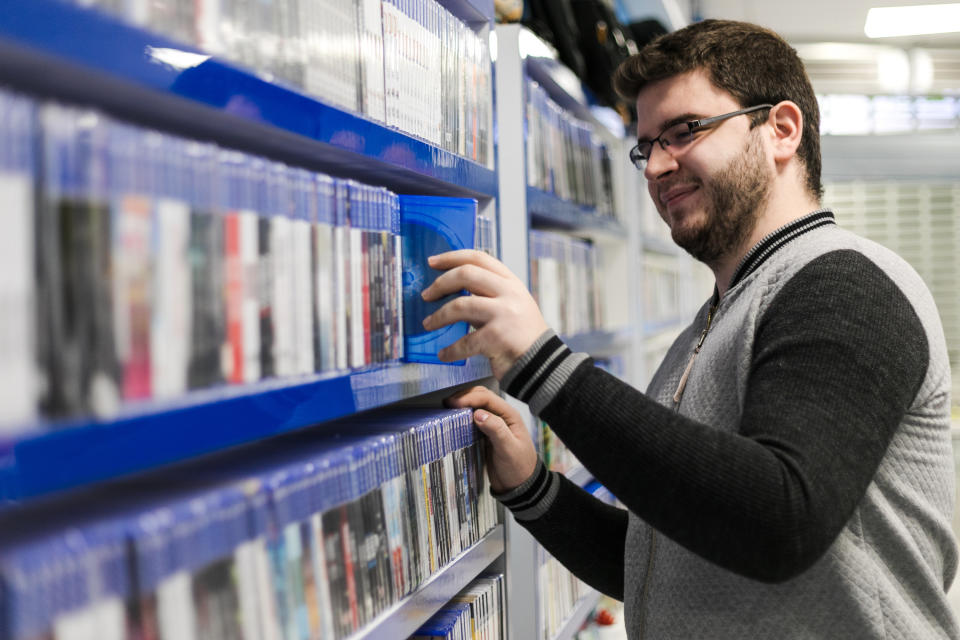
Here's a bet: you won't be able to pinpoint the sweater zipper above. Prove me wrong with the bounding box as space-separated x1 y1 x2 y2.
638 303 717 638
673 303 716 405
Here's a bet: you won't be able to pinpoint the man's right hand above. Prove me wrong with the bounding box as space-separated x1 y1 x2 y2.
445 386 538 493
420 249 549 380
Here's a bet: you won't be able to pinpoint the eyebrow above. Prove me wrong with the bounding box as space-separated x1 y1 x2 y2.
636 112 703 143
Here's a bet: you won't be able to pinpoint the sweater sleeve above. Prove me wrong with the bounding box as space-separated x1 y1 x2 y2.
494 459 629 599
500 250 930 583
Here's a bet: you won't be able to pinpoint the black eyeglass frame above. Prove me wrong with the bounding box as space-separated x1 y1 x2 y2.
628 103 774 170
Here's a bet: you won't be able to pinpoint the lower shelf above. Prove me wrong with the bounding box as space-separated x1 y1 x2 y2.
552 590 601 640
352 524 505 639
0 356 492 503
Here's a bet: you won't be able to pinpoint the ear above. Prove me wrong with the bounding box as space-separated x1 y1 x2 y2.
765 101 803 164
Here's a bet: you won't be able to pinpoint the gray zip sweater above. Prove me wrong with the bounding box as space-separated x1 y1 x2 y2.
497 211 958 639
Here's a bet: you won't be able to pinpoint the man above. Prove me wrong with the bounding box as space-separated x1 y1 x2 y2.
423 19 958 639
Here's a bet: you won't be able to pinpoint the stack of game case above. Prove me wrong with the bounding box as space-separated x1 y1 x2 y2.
525 80 615 217
73 0 493 167
0 407 499 640
528 230 603 339
0 86 409 434
409 573 505 640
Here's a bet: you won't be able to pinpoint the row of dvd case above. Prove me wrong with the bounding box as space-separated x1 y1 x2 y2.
0 87 493 433
525 80 615 216
73 0 493 166
0 407 499 640
410 573 505 640
528 230 603 339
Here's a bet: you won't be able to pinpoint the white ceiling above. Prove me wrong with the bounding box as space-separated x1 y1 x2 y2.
696 0 960 47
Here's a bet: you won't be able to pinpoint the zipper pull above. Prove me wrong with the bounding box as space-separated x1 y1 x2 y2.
672 305 715 404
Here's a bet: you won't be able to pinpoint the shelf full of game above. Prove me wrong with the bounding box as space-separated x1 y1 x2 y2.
59 0 494 168
0 86 506 500
528 230 603 339
525 78 614 219
0 407 500 640
0 87 496 445
409 573 505 640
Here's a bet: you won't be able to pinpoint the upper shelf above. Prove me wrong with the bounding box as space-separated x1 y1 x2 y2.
0 0 498 199
524 56 597 125
0 358 492 504
442 0 495 24
527 187 626 235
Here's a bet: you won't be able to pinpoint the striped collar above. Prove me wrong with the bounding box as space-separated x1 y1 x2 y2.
712 209 836 304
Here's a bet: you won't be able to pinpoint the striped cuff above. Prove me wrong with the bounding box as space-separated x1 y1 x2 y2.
501 329 590 416
492 459 561 522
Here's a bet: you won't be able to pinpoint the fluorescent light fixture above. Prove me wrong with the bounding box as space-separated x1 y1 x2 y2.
865 3 960 38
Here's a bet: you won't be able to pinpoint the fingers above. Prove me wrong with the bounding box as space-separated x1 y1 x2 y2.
436 329 483 363
423 295 496 332
472 409 515 448
421 263 507 301
446 385 522 427
427 249 515 280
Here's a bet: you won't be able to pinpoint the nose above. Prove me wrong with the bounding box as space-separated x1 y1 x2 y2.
643 142 679 182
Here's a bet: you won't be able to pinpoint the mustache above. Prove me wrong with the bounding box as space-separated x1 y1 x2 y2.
654 175 704 202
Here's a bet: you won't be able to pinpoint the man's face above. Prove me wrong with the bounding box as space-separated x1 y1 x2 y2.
635 70 773 265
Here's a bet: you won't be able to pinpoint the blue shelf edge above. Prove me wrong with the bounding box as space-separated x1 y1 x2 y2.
0 0 497 199
527 187 625 235
551 590 601 640
354 524 504 639
441 0 495 23
0 357 492 504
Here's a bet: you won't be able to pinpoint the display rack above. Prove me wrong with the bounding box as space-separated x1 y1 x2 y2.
0 2 510 636
495 23 641 639
0 0 501 506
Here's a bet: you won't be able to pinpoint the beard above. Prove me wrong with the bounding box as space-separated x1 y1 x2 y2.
661 132 772 266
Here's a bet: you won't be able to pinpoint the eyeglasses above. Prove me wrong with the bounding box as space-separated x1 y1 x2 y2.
628 104 773 170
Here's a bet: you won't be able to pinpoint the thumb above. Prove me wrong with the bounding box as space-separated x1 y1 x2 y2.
473 409 514 449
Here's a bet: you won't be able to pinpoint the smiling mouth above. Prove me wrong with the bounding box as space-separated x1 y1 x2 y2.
661 185 698 207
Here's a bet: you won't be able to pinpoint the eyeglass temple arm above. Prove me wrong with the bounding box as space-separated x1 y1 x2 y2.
688 103 775 130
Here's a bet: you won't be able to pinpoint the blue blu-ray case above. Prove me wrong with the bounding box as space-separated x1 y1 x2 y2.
400 195 477 365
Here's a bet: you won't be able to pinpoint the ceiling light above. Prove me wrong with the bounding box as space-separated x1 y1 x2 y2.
865 3 960 38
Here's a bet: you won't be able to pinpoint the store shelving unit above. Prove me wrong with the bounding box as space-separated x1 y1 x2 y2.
494 23 642 640
0 1 506 638
0 0 499 503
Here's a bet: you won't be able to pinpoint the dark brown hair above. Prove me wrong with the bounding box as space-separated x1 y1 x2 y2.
614 20 822 200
